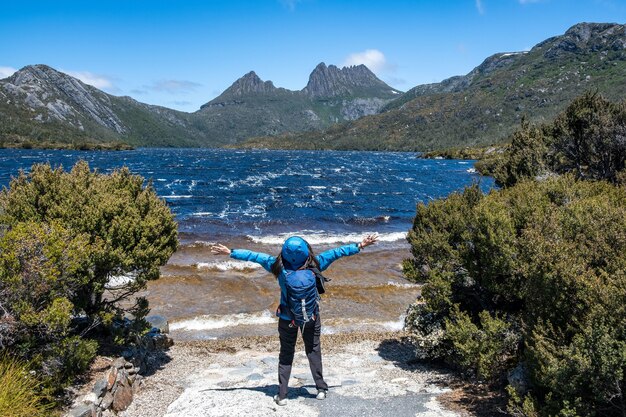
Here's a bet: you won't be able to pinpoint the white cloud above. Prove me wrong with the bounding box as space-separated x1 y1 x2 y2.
65 70 114 89
279 0 302 11
148 79 202 94
342 49 389 74
476 0 485 14
0 66 17 79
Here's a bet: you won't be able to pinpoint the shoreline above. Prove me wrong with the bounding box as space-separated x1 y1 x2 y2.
104 330 472 417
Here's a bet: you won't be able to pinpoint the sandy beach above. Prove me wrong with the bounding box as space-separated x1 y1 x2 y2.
111 331 468 417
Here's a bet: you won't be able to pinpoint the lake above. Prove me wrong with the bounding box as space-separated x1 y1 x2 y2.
0 148 494 339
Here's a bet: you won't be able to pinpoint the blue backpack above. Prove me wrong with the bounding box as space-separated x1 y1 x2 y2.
284 269 320 327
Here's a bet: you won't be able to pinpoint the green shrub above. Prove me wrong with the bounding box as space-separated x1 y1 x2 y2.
0 355 52 417
0 161 178 322
404 175 626 416
0 161 178 402
479 92 626 187
445 308 519 380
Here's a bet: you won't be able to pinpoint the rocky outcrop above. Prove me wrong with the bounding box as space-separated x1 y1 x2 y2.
539 22 626 58
65 319 174 417
303 63 399 98
221 71 277 96
1 65 127 134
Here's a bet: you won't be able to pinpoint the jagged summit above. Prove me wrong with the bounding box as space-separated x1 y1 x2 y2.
221 70 278 97
534 22 626 58
303 62 399 98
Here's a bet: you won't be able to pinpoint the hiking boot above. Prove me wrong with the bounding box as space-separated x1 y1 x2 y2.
316 389 327 400
273 395 287 406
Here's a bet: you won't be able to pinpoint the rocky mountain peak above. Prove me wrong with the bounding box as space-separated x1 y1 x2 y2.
537 22 626 58
303 62 398 98
1 64 126 134
218 71 277 98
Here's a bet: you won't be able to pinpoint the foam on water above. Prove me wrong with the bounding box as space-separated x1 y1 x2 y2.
106 274 135 289
321 315 407 334
195 261 263 271
247 231 406 245
170 310 276 331
386 280 420 289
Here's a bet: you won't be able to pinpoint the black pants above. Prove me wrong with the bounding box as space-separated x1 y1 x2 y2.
277 314 328 399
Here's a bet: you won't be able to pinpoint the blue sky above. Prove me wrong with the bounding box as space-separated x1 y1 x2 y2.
1 0 625 112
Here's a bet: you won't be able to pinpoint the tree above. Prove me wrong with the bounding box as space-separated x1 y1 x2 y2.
404 176 626 416
479 92 626 187
0 161 178 398
0 161 178 321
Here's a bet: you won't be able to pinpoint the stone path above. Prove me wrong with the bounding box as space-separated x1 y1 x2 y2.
120 335 464 417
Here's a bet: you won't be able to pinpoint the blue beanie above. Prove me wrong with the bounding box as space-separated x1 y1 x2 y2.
281 236 309 267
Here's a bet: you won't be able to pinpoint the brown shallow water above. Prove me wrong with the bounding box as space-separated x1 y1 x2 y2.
139 238 420 340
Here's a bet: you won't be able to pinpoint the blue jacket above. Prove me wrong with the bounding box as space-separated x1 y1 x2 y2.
230 243 360 320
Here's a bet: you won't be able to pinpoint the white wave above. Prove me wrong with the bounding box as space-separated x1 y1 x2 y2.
382 315 407 331
163 195 193 199
170 311 276 331
386 280 420 289
321 315 407 334
191 212 214 217
106 274 135 289
247 231 407 245
307 185 326 190
466 168 477 173
186 240 216 248
195 261 262 271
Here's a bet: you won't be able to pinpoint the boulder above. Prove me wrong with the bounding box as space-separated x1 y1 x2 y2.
508 362 530 396
67 403 96 417
81 392 98 404
112 357 126 369
106 367 117 390
111 383 134 412
92 378 108 398
100 392 114 410
152 333 174 350
146 315 170 334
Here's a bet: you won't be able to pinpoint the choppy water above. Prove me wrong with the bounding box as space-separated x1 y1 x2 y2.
0 148 494 339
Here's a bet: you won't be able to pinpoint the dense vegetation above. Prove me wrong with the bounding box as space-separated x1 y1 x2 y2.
0 162 178 409
478 92 626 187
403 91 626 416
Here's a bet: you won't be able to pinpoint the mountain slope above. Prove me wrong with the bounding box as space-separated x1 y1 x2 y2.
241 22 626 151
0 63 401 148
191 64 401 145
0 64 210 147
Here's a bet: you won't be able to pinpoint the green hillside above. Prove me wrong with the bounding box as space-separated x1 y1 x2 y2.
240 23 626 151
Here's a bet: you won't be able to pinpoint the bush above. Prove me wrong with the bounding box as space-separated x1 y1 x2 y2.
0 161 178 321
0 355 52 417
404 175 626 415
479 92 626 187
0 161 178 401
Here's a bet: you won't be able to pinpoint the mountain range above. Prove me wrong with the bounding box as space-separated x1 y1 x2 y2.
0 62 400 148
242 22 626 151
1 22 625 151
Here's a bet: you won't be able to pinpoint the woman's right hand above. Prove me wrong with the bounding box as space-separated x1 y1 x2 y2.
211 243 231 255
359 233 379 249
